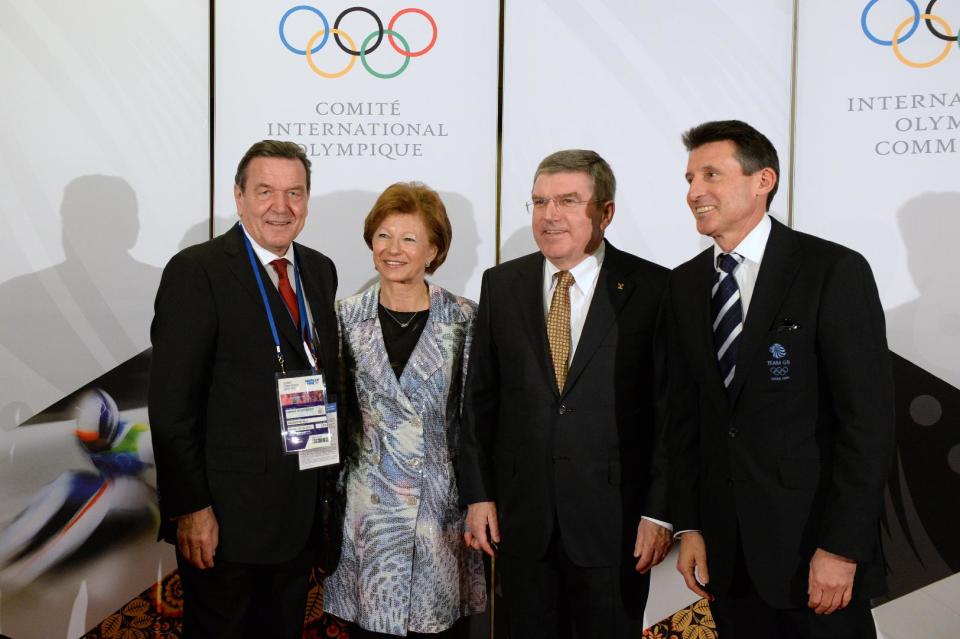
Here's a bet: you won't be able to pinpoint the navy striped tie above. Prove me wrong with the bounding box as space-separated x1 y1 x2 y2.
712 253 743 390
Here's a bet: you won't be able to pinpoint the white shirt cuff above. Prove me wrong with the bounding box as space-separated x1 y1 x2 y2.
641 516 673 532
673 528 701 539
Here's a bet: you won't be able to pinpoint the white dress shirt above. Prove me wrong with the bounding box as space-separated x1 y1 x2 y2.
711 214 772 318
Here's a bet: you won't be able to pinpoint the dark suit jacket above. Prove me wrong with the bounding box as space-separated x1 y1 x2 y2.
458 240 669 568
666 218 895 607
148 223 342 569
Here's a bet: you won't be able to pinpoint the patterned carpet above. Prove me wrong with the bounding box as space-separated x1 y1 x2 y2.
81 569 715 638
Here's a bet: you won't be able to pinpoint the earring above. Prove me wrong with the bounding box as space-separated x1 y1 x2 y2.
426 260 432 267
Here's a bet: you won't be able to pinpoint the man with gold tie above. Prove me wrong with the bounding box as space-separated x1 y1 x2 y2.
459 150 673 638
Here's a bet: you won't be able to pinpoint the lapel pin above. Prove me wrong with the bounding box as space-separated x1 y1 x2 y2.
617 282 624 290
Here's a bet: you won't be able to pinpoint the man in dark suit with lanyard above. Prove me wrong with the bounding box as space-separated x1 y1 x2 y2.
149 140 341 638
459 150 672 638
666 120 895 638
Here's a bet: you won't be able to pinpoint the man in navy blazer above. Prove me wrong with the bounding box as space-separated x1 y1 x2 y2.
666 120 894 638
149 141 341 638
459 150 672 638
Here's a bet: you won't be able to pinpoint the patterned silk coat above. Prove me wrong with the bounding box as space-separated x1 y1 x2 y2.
323 283 486 635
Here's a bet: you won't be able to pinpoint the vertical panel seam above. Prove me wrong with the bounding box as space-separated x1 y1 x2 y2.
787 0 799 229
495 0 506 265
209 1 216 240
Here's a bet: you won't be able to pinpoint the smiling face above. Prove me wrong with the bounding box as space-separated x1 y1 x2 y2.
234 157 309 256
371 212 438 287
531 171 614 270
684 140 774 252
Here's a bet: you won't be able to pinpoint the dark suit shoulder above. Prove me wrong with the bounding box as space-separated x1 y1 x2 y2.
790 227 867 264
167 230 227 264
604 242 668 280
293 240 335 269
483 250 542 279
672 246 713 278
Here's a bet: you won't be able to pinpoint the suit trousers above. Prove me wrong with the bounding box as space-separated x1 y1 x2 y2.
709 533 877 639
497 522 646 639
176 544 313 639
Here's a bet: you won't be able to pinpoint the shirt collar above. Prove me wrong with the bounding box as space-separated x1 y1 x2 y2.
544 240 606 287
240 223 295 267
713 214 771 267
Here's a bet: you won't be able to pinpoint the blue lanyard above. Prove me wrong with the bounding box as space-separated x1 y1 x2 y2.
241 230 314 374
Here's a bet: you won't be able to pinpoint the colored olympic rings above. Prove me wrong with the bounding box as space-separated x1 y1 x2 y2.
861 0 957 67
279 5 437 79
334 7 382 56
388 9 438 57
894 13 954 67
307 28 357 79
280 5 329 55
361 30 410 79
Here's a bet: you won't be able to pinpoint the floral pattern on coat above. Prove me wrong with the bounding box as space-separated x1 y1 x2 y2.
323 283 486 636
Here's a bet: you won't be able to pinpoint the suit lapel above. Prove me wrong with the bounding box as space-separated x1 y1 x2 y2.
565 242 633 394
687 248 729 402
727 219 801 405
512 254 557 398
224 223 267 310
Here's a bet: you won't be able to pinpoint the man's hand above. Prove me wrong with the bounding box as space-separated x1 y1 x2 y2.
464 501 500 557
633 519 673 573
176 506 219 569
808 548 857 614
676 531 712 600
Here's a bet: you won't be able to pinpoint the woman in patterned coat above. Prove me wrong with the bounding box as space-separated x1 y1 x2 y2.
323 182 485 638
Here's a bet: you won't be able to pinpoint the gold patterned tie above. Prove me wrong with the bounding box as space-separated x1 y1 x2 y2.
546 270 575 393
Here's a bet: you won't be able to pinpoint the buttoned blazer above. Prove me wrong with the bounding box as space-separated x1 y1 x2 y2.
458 240 669 567
666 218 895 607
148 223 342 567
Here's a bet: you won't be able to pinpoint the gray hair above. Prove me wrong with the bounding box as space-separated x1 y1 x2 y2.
533 149 616 203
235 140 312 192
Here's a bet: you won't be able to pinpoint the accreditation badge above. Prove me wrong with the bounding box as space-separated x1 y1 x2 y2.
276 371 339 468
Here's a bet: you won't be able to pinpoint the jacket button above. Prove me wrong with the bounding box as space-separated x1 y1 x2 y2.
370 494 380 505
407 496 418 506
558 404 567 415
728 427 738 438
409 458 422 469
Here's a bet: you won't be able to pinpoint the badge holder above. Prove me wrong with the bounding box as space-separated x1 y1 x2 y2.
276 370 341 469
242 229 340 470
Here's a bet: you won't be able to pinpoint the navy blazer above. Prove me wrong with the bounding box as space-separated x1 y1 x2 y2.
666 218 895 607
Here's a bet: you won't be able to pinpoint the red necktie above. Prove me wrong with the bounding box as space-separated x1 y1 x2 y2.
270 258 300 328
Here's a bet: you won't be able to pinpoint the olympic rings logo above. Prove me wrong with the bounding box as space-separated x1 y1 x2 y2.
769 366 790 377
861 0 957 68
278 6 437 79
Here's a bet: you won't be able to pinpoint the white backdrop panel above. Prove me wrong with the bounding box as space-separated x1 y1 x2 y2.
500 0 794 270
0 1 208 637
214 0 499 301
0 1 209 433
794 0 960 389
